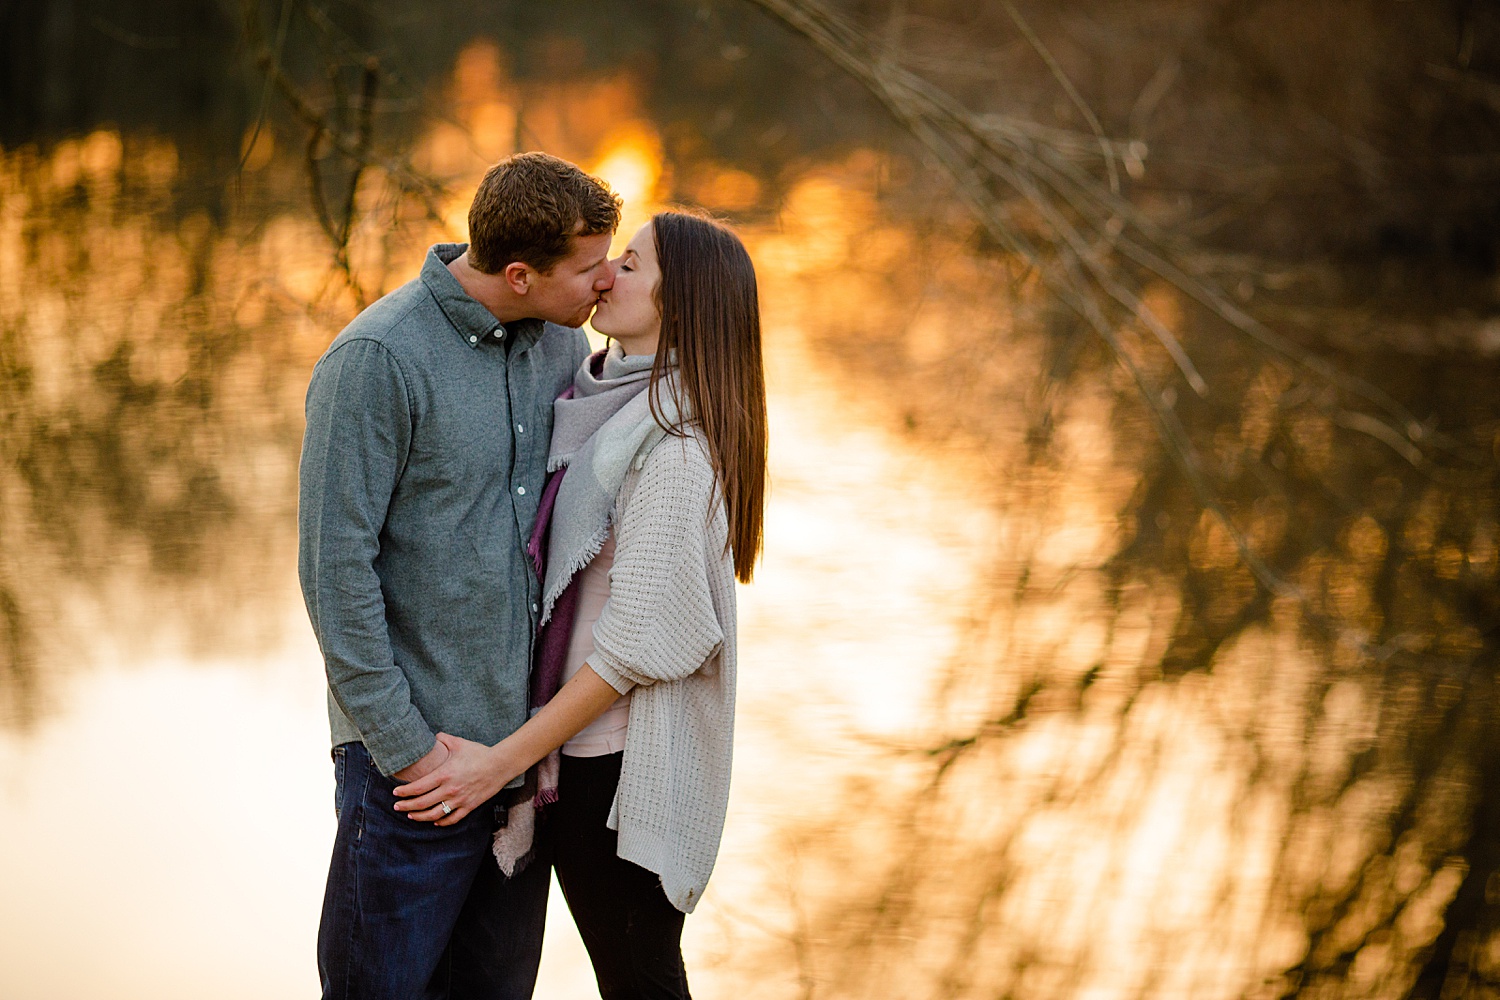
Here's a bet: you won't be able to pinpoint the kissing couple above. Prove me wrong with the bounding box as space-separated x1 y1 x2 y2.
298 150 767 999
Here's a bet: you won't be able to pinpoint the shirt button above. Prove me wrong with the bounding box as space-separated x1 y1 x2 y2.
516 424 524 434
516 486 526 496
468 335 477 344
494 327 505 339
531 603 539 613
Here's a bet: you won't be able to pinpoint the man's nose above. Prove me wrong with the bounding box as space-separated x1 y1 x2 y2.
594 260 618 291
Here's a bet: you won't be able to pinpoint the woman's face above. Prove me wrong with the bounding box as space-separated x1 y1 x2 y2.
591 222 661 355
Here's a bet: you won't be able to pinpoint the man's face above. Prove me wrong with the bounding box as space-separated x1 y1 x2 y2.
525 232 616 328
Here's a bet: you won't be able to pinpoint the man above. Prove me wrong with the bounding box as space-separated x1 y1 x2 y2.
298 151 620 999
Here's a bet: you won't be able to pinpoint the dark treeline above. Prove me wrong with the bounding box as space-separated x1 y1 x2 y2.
8 0 1498 298
0 0 892 218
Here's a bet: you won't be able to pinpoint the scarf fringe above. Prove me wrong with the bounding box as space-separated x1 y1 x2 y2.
538 518 613 626
491 799 537 878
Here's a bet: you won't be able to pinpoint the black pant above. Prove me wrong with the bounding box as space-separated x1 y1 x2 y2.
552 752 691 1000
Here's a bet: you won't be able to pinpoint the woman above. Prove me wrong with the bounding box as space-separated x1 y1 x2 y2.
394 209 767 999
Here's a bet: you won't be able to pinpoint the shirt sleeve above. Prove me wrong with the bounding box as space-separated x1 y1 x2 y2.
585 437 726 694
298 338 435 775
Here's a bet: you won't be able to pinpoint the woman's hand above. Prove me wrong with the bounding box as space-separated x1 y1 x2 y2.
395 668 622 825
392 732 524 826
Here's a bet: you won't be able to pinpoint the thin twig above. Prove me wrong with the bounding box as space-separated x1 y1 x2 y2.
998 0 1120 195
237 0 295 176
241 0 448 227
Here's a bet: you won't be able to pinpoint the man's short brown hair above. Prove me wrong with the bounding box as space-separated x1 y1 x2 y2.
467 151 622 275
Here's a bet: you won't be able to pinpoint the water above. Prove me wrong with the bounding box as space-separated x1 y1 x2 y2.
0 26 992 997
3 8 1500 1000
0 121 994 996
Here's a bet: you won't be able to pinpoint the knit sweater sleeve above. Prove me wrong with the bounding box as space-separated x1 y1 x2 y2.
585 436 726 694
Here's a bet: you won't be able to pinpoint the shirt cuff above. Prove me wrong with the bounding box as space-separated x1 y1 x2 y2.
360 711 437 777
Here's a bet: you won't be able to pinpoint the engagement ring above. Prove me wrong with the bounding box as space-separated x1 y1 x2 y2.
440 801 453 816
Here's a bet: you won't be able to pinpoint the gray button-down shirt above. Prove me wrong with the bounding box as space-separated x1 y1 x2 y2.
298 243 590 776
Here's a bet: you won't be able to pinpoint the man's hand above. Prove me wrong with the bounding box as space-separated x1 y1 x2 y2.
392 739 450 785
393 732 523 827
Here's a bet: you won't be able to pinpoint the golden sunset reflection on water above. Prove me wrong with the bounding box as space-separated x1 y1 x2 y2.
0 37 1479 1000
0 46 1010 995
0 132 1000 1000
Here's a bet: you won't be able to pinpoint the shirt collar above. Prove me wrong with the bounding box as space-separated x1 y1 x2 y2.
420 243 546 352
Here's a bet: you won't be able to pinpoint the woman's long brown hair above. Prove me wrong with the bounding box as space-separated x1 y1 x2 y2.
647 210 767 583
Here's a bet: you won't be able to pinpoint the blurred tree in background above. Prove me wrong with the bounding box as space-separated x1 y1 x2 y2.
737 3 1500 997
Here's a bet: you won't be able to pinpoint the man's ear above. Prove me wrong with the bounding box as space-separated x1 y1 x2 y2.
503 261 533 296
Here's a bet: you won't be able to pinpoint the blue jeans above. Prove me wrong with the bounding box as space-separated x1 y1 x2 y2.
318 742 550 1000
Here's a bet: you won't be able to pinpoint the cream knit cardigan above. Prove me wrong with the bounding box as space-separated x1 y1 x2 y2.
584 429 737 914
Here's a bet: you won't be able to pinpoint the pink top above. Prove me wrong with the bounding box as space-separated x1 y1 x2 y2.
561 531 631 756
